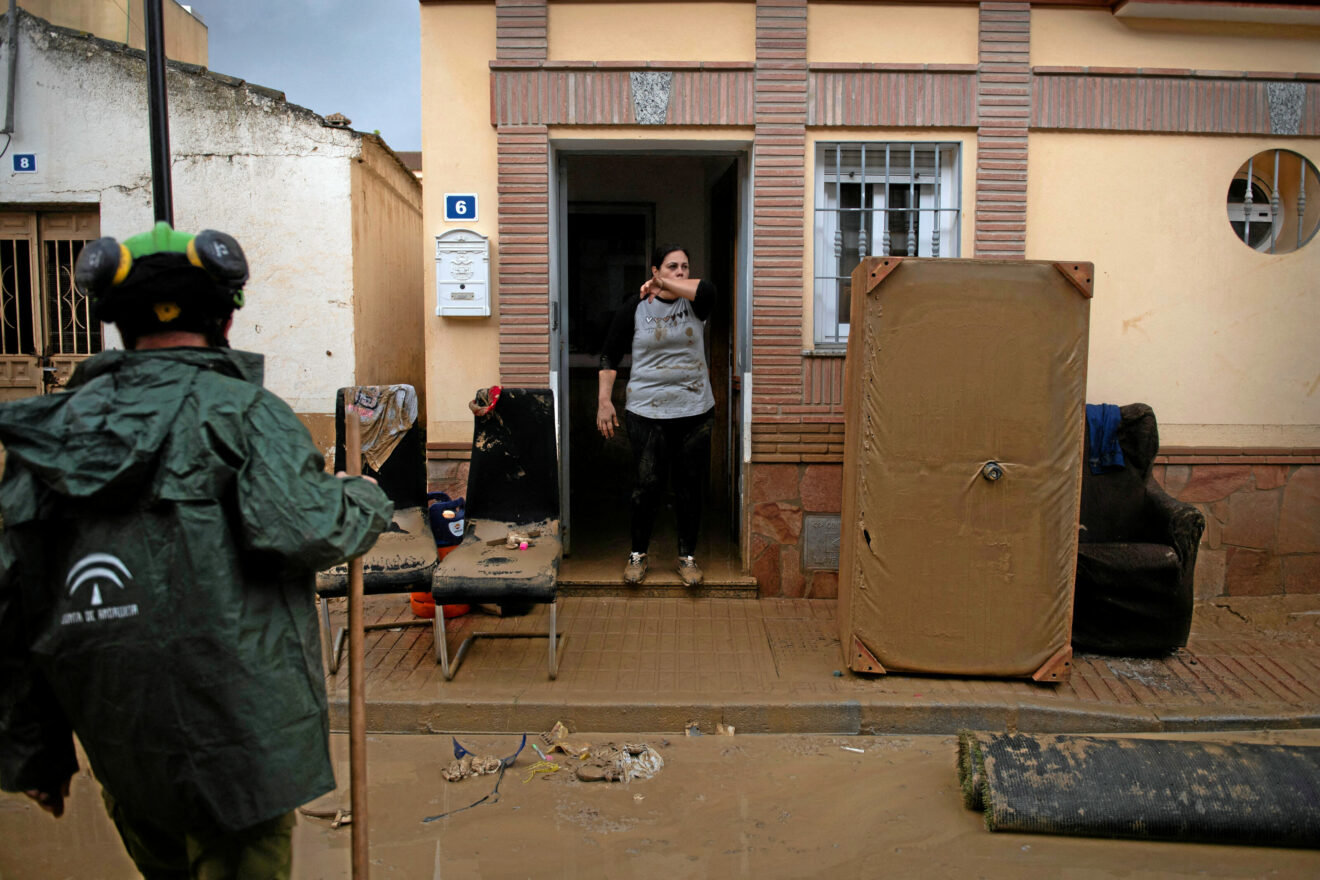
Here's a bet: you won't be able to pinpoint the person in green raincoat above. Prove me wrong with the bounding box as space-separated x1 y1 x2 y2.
0 222 392 878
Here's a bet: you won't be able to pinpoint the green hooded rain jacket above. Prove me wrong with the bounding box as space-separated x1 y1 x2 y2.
0 346 391 832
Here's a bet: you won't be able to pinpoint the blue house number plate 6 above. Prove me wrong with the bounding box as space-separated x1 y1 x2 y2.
444 194 477 222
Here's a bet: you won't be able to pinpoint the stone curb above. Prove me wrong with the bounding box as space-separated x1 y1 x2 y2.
330 695 1320 737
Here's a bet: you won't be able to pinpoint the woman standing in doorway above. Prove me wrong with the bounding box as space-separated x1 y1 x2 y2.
597 244 716 586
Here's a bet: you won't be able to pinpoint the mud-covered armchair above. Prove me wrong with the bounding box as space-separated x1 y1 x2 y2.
315 386 435 672
431 387 563 680
1072 403 1205 656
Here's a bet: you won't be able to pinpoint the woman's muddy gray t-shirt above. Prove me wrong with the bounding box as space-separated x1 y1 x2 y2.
598 279 716 420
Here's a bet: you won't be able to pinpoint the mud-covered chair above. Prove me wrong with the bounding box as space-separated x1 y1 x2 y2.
316 386 434 672
1072 403 1205 656
431 387 563 680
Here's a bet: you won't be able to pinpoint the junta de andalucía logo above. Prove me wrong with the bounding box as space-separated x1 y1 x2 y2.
61 553 140 625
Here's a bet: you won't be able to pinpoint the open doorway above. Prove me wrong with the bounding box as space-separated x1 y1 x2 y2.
556 151 746 587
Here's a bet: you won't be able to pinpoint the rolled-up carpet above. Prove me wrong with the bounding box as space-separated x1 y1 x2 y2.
958 731 1320 848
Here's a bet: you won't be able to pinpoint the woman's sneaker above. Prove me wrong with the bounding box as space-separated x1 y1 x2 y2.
676 556 703 586
623 552 648 584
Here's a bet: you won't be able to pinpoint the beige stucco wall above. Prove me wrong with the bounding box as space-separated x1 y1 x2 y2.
1031 8 1320 73
548 1 756 62
20 0 208 65
1026 132 1320 448
803 128 978 347
422 1 501 444
807 3 978 66
352 138 426 408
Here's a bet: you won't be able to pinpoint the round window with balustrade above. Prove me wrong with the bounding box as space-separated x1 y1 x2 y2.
1226 149 1320 254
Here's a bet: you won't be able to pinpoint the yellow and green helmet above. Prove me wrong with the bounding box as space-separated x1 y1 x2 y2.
74 221 248 337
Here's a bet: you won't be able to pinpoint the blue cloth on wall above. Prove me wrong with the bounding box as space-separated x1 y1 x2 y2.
1086 403 1125 475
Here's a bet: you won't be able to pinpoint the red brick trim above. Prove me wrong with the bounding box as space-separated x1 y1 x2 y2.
808 63 980 73
496 0 546 62
802 353 845 406
752 423 846 462
742 439 1320 468
975 1 1030 259
1033 66 1320 81
1032 71 1319 136
752 0 809 416
808 70 978 127
496 126 551 388
490 69 756 126
492 61 757 72
1158 448 1320 466
744 443 1320 468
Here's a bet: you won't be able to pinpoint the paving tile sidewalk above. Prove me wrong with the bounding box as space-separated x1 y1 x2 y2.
325 593 1320 735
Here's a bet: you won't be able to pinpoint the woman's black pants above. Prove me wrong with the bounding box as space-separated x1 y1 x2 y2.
624 408 713 558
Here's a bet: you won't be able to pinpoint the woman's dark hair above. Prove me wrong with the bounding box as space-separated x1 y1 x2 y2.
651 243 690 271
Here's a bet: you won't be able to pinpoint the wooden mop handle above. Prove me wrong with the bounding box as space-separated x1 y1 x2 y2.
344 390 369 880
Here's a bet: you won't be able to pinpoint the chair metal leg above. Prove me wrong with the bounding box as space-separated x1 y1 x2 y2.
548 600 559 680
435 611 452 680
434 603 563 681
319 596 341 675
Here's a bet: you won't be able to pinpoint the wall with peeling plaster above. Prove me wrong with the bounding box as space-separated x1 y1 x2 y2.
352 137 426 405
0 12 423 423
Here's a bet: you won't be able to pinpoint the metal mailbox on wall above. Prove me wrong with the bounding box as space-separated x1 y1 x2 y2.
435 228 490 317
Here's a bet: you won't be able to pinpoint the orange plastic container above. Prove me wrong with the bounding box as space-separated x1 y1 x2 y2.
411 544 469 619
409 593 469 619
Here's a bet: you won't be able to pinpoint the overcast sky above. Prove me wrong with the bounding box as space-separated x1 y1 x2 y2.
188 0 422 152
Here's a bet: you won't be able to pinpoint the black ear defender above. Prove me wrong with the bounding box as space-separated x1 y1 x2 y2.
188 230 249 293
73 237 133 299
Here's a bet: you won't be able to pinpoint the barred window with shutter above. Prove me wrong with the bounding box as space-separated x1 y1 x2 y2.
813 142 961 346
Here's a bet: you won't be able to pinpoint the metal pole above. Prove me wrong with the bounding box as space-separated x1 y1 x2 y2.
344 390 370 880
4 0 18 135
143 0 173 224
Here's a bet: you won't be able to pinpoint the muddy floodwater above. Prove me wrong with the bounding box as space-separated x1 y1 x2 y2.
2 730 1318 878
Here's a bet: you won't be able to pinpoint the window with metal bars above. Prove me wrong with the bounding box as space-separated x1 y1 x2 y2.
0 238 37 356
813 142 961 346
43 238 101 355
1227 149 1319 255
0 211 101 394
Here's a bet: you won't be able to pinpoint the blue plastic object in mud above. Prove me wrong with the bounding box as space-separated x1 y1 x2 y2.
452 733 527 769
427 492 466 547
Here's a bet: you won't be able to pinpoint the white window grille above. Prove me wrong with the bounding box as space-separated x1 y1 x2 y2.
813 142 961 346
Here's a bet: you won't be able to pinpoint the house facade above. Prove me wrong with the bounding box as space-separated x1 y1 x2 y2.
421 0 1319 598
18 0 207 65
0 10 423 452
